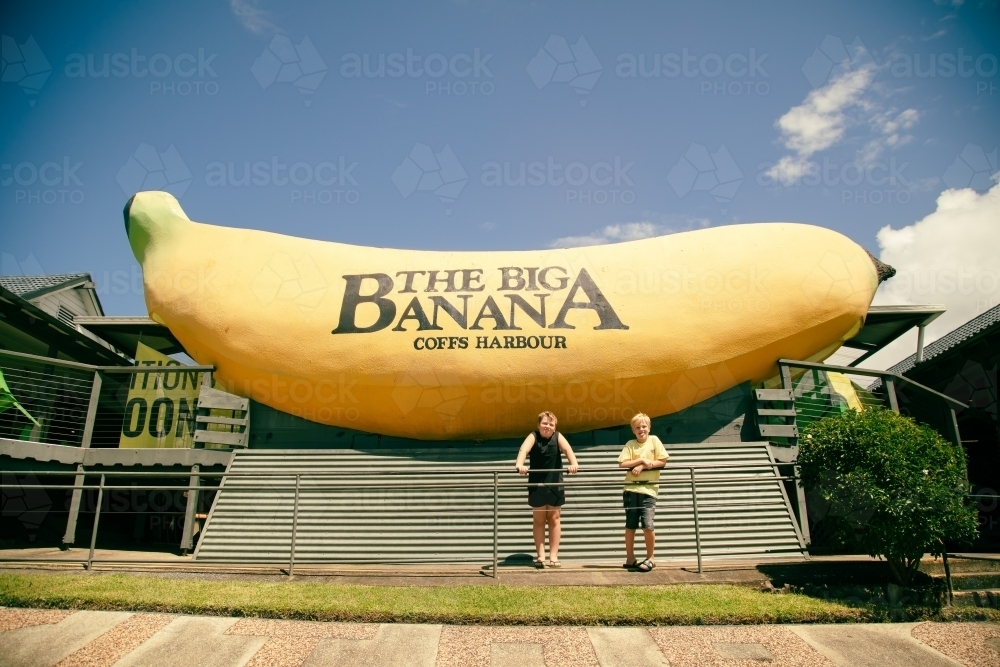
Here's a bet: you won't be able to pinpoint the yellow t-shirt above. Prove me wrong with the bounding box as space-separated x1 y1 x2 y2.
618 435 669 497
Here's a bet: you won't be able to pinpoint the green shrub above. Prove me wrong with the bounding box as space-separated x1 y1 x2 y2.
799 407 977 585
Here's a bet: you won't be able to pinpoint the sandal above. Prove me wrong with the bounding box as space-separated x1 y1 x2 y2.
638 559 655 572
533 558 545 569
622 560 638 569
547 560 562 568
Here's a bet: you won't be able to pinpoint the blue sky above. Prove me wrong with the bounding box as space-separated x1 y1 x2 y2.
2 0 998 328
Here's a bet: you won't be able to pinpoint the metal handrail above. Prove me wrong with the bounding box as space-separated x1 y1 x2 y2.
0 348 105 371
777 358 967 409
1 475 800 492
0 347 215 373
0 462 805 576
1 461 797 477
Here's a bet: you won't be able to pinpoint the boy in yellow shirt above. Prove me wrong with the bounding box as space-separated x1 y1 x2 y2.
618 412 669 571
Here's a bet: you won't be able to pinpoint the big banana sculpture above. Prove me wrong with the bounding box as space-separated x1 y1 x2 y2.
125 191 891 440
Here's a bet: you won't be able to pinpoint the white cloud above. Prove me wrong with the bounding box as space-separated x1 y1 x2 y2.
861 108 920 165
864 181 1000 369
765 156 817 184
766 61 920 185
550 222 660 248
777 66 875 156
230 0 279 35
549 218 710 248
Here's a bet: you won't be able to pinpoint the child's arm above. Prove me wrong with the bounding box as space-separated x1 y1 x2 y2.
619 451 646 474
515 433 535 474
620 457 665 475
557 434 579 474
620 457 666 467
620 440 668 474
619 444 642 469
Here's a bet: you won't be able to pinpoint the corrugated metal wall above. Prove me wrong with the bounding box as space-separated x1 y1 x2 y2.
193 442 806 564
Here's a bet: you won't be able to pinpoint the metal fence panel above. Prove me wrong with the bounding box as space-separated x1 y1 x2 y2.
193 443 806 565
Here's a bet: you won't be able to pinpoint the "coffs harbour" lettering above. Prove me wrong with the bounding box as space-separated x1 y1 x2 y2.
412 334 568 350
331 266 628 349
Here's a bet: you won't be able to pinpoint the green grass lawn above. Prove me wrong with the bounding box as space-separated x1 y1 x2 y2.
1 573 994 625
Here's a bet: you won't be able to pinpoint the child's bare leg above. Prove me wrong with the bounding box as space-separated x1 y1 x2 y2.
548 508 561 561
532 508 547 560
625 528 637 563
643 529 655 561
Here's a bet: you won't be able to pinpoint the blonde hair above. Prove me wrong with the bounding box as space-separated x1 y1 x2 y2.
630 412 651 429
537 411 558 425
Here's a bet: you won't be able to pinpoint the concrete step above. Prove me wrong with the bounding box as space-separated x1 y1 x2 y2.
920 556 1000 575
952 589 1000 608
936 572 1000 590
922 556 1000 591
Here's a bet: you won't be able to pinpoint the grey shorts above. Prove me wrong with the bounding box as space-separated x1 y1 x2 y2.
623 491 656 530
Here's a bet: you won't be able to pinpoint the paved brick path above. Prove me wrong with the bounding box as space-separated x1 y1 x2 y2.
1 608 997 666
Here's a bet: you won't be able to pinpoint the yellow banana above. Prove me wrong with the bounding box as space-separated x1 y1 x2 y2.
125 190 888 440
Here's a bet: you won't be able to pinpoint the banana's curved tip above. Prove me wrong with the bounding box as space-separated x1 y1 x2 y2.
866 250 896 283
122 193 136 237
122 191 189 265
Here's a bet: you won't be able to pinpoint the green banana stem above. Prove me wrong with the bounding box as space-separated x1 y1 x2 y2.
123 191 189 264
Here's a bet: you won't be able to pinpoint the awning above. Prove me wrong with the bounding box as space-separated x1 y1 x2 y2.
74 316 186 357
841 304 945 366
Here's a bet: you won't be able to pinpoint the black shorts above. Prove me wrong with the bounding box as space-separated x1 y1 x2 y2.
623 491 656 530
528 485 565 508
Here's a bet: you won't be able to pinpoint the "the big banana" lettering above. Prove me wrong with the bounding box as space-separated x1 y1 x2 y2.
331 267 628 334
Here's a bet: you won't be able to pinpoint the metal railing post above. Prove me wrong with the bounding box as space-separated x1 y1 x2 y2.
62 464 85 548
690 467 702 574
779 363 793 391
180 464 200 554
288 474 300 577
493 471 499 580
86 474 105 570
948 408 962 450
883 377 900 413
80 370 102 449
793 465 811 546
780 363 799 446
941 547 954 606
63 371 102 547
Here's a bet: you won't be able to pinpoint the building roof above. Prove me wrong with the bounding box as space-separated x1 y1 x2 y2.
885 302 1000 377
0 273 92 300
0 284 128 365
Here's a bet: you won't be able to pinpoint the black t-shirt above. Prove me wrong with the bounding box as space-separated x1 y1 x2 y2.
528 430 563 486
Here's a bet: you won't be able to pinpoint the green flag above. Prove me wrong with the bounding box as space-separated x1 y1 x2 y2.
0 369 41 427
